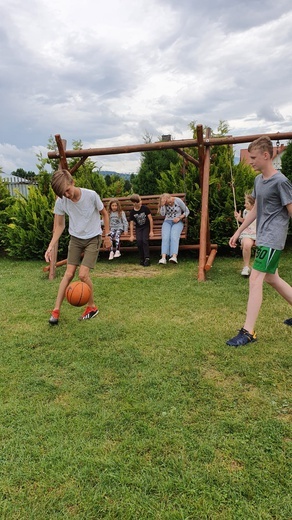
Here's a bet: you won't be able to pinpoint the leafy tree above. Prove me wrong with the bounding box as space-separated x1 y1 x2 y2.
35 137 107 195
104 174 112 187
281 140 292 182
132 133 180 194
102 173 132 197
11 168 36 179
124 179 132 193
280 140 292 236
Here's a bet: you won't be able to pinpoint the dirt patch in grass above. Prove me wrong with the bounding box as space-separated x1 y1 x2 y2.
93 266 161 278
202 368 241 388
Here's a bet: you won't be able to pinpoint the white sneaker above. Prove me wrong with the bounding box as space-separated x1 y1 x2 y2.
169 256 178 264
109 251 114 260
158 257 167 265
114 250 121 258
241 266 250 276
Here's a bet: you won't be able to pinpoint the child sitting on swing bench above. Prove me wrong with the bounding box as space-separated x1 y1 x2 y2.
234 193 256 277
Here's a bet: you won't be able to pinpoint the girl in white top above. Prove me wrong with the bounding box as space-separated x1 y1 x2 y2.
234 193 256 276
158 193 189 264
107 198 128 260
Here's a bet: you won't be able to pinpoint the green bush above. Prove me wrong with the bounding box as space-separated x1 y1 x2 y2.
207 159 257 246
0 179 14 252
4 186 69 260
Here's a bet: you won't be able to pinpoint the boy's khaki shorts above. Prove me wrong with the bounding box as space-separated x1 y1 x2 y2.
67 235 102 269
253 246 281 274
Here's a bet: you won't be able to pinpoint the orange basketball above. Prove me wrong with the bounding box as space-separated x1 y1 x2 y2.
65 281 91 307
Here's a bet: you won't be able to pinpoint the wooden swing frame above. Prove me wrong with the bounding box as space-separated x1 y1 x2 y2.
47 125 292 281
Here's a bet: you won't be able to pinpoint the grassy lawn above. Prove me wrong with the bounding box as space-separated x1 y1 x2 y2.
0 249 291 519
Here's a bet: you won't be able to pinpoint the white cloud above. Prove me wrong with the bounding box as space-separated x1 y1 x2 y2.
0 0 291 174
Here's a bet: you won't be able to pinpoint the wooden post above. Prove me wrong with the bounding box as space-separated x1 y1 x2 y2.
197 124 204 188
176 148 199 168
205 248 217 271
197 128 211 281
55 134 69 170
49 136 67 280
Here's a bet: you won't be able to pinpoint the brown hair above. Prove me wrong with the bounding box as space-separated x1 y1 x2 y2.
107 198 122 216
51 169 73 198
130 194 141 204
248 136 273 158
244 193 255 206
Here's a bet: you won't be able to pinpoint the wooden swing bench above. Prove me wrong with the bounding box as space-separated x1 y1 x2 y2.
43 193 218 272
100 193 189 252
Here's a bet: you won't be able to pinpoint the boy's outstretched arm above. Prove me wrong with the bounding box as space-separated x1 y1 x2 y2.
148 213 154 238
100 207 111 249
45 215 65 262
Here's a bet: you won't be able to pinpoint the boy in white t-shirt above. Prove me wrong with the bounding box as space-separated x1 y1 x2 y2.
45 169 111 325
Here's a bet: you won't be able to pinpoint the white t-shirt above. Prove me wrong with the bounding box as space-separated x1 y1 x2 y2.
54 188 104 239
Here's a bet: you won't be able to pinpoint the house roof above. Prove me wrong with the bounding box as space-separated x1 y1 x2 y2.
240 144 286 164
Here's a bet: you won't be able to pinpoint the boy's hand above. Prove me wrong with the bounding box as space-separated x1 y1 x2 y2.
229 231 240 248
149 231 154 238
45 247 53 263
129 234 134 242
103 236 111 249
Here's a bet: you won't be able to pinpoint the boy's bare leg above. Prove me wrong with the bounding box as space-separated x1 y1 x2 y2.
242 238 254 266
54 264 76 310
79 265 95 307
244 269 292 333
243 270 266 333
265 270 292 304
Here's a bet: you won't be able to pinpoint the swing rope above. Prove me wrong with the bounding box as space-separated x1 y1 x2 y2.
229 152 239 229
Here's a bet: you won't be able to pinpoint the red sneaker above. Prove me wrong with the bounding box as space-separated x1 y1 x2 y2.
79 306 99 321
49 309 60 325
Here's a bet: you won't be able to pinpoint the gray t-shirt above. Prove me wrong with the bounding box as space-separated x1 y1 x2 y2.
109 211 128 233
252 172 292 250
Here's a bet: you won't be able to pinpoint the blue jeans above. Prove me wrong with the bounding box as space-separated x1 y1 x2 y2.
161 220 184 256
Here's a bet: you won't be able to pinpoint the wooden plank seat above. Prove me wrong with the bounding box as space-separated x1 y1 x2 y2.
100 193 188 252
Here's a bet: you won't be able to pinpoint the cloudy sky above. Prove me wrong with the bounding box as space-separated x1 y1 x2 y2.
0 0 291 175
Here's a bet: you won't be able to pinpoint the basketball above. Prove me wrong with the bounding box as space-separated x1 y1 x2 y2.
65 281 91 307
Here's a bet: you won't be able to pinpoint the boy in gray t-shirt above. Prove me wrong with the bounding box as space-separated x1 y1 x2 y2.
226 136 292 347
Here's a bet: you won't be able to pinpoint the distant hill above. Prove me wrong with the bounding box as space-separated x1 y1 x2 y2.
100 170 132 180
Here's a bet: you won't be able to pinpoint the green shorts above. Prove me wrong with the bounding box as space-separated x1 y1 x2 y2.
67 235 102 269
253 246 281 274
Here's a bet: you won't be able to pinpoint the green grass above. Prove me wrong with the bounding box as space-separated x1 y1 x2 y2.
0 249 291 519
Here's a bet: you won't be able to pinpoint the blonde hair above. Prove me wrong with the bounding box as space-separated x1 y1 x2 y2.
248 136 273 158
107 198 122 216
158 193 171 211
51 169 73 198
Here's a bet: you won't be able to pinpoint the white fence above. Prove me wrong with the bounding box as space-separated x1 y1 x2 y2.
1 177 37 197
